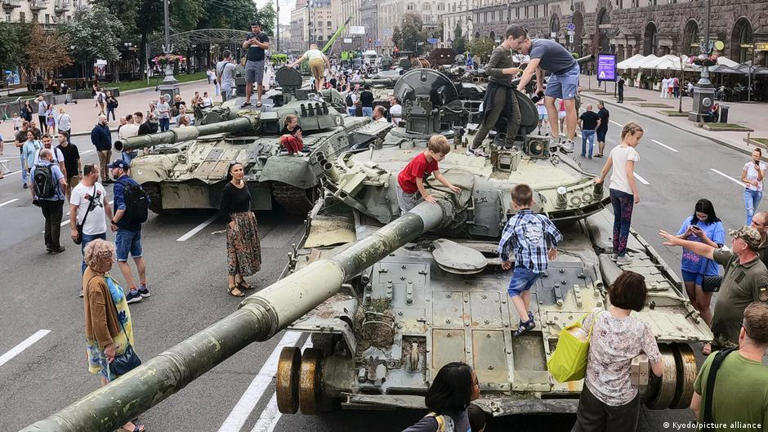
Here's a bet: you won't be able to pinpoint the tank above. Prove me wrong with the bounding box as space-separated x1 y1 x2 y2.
21 67 712 432
114 67 391 215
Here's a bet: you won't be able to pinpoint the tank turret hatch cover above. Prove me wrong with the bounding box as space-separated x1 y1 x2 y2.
394 69 459 107
275 67 303 92
432 239 487 274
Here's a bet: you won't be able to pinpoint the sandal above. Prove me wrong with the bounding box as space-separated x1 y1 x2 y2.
228 285 245 297
237 280 254 290
514 316 536 336
120 424 145 432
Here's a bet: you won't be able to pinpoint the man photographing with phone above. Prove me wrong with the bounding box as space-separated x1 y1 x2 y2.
742 148 766 226
242 21 270 108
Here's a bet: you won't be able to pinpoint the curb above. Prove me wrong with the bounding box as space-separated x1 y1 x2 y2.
580 93 757 157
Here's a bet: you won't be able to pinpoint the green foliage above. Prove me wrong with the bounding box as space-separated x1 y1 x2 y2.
391 26 402 50
62 6 124 62
453 23 465 54
171 0 204 33
397 13 427 55
199 0 259 32
0 23 29 70
468 37 495 63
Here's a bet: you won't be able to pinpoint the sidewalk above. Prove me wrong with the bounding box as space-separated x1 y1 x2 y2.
0 79 218 141
578 75 767 155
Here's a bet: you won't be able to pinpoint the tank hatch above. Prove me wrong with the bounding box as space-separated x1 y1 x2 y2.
432 239 487 274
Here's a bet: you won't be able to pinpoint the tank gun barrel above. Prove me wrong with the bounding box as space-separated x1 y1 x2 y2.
114 116 258 152
21 200 454 432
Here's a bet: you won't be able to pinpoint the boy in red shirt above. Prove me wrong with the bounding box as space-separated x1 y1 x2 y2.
396 135 461 213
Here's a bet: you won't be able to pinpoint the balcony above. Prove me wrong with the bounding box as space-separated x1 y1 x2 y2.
2 0 22 9
54 0 69 13
29 0 48 11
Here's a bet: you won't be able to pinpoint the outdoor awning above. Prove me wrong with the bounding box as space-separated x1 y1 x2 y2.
637 54 660 69
716 56 739 68
709 64 742 74
617 54 644 70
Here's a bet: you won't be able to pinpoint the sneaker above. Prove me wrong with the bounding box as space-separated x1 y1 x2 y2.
466 147 488 157
615 255 632 265
560 140 575 153
610 253 619 261
241 102 252 108
79 290 84 298
23 183 28 189
125 290 143 304
138 285 151 298
50 247 66 254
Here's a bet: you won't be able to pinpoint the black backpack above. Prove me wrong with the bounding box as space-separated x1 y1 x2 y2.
118 180 149 224
345 93 354 107
33 164 57 199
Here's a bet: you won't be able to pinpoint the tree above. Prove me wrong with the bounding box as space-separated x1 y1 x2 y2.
24 24 72 81
391 26 402 50
61 6 124 79
198 0 259 31
453 22 465 54
399 13 427 55
468 37 494 63
0 23 29 71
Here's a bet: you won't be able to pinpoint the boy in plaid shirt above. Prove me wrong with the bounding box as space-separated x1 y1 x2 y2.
498 184 562 336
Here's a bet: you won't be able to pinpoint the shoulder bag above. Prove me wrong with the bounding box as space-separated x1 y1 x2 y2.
73 185 96 245
702 347 737 429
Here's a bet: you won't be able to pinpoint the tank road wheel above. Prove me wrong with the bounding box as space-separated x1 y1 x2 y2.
142 183 166 215
299 348 322 415
669 344 698 409
272 183 316 215
276 347 302 414
645 345 678 409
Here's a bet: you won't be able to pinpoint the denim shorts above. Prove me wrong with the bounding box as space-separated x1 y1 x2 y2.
245 60 265 84
508 266 542 297
596 129 607 142
681 270 704 286
115 229 142 261
545 64 580 100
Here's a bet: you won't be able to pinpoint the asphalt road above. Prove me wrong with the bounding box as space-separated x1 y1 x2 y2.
0 106 759 431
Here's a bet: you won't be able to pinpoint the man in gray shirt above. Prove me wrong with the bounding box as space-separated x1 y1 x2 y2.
216 50 237 102
510 25 580 152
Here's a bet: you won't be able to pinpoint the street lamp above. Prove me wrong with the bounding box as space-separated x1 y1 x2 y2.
688 0 715 122
158 0 179 101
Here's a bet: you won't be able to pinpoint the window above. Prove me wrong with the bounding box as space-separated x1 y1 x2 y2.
45 13 50 23
5 13 10 23
20 12 25 22
516 7 519 18
328 20 332 27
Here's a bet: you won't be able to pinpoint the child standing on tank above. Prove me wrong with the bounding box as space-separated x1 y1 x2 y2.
498 184 562 336
395 135 461 214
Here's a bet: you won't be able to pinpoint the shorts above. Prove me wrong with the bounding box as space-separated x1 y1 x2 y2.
545 64 580 100
507 266 542 297
558 111 567 119
596 129 607 142
245 60 265 84
115 229 142 261
395 181 421 214
538 113 547 121
309 58 325 80
681 270 705 286
221 86 232 101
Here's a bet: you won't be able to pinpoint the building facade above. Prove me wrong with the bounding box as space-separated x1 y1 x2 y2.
2 0 86 24
360 0 378 50
289 0 334 53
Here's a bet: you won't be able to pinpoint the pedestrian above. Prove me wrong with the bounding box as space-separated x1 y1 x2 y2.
206 67 215 84
216 50 237 102
741 148 766 225
402 362 479 432
22 130 43 183
617 77 625 103
157 95 171 132
536 98 548 134
0 132 3 156
389 95 402 125
372 105 388 122
595 102 609 157
135 112 153 136
557 98 567 135
45 104 56 134
289 43 331 92
33 134 65 176
360 84 374 117
689 302 768 428
12 112 22 132
171 95 184 118
90 115 112 183
241 21 270 108
673 199 725 325
571 271 664 432
21 100 33 122
345 86 359 116
14 122 31 188
594 122 644 264
118 114 139 141
201 91 213 108
36 95 48 132
660 76 669 98
56 130 81 202
396 135 461 214
511 25 580 152
673 76 680 99
105 91 118 121
667 76 674 99
29 148 68 254
468 26 522 157
58 107 72 144
578 104 600 159
94 88 106 116
109 160 151 304
82 239 145 432
219 161 262 297
498 183 562 335
70 164 112 276
659 226 768 354
687 81 694 97
279 114 303 154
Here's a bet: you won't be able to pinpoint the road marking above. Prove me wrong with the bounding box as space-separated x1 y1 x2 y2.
81 150 95 155
176 215 218 241
0 329 51 368
218 331 303 432
610 120 623 127
650 139 678 153
710 168 744 187
59 200 113 227
250 337 314 432
0 198 18 207
4 170 19 177
633 172 650 185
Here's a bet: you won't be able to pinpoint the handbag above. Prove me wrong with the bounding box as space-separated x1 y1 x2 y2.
701 275 722 293
547 310 598 383
73 185 96 245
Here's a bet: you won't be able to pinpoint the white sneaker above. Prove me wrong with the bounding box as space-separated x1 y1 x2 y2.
466 148 488 157
560 140 575 153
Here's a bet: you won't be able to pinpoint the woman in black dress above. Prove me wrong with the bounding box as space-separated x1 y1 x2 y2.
219 162 261 297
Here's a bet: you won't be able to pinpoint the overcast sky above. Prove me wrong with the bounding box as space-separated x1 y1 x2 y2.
255 0 294 26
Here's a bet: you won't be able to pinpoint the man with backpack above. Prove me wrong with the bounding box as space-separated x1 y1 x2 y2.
30 148 68 254
108 160 151 303
345 86 359 116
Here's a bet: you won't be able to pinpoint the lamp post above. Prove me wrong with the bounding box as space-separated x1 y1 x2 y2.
688 0 715 122
158 0 179 101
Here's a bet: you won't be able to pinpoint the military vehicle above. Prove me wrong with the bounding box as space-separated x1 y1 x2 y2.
114 67 391 215
22 65 711 432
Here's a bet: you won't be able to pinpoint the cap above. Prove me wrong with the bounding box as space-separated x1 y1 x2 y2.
729 226 764 251
250 21 261 27
108 160 130 170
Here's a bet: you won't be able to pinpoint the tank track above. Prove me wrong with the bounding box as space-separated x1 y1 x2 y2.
272 183 314 215
142 183 166 215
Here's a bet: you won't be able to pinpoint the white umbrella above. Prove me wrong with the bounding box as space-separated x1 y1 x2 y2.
653 54 684 71
617 54 644 70
638 54 660 69
716 56 739 68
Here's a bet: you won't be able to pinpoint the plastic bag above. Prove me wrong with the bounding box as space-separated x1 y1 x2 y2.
547 312 596 383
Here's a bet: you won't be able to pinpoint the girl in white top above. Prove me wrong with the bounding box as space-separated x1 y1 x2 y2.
594 122 644 263
741 148 766 225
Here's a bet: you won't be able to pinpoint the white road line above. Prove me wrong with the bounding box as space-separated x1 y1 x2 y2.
218 331 303 432
81 150 96 155
0 329 51 368
250 337 314 432
710 168 744 187
176 215 218 242
4 170 19 176
633 172 650 185
650 139 679 153
610 120 623 127
0 198 18 207
59 200 113 227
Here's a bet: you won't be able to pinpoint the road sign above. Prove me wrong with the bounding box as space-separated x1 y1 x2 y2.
427 38 439 45
343 38 352 44
566 23 576 31
597 53 616 82
349 26 365 35
569 34 574 43
567 30 575 36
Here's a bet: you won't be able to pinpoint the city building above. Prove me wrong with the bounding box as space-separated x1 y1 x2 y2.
289 0 333 53
360 0 378 50
377 0 452 53
2 0 86 25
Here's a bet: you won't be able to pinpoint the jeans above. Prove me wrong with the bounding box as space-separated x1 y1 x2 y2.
581 130 596 158
744 189 763 225
19 152 28 185
106 107 116 121
40 199 64 249
610 188 634 257
347 108 356 116
159 118 170 132
81 232 107 274
362 106 373 117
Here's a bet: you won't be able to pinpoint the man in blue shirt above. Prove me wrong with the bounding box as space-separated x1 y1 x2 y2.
109 160 150 303
30 149 68 253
